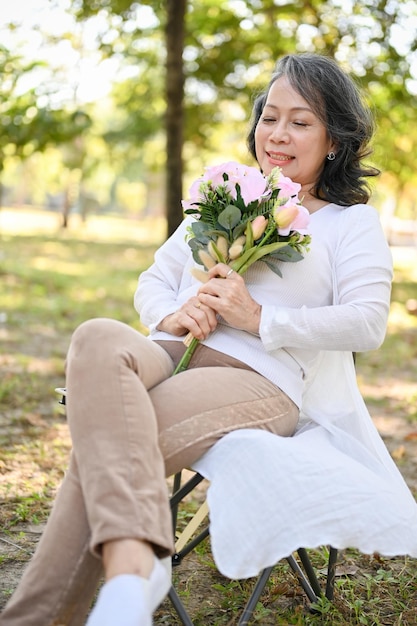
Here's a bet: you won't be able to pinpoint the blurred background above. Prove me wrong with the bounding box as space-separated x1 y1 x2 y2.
0 0 416 241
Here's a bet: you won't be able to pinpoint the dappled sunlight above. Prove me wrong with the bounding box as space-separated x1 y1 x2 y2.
391 245 417 280
1 208 166 246
25 356 60 376
359 377 416 402
0 423 71 500
359 376 417 420
0 351 62 373
28 323 61 339
30 254 87 276
388 301 417 330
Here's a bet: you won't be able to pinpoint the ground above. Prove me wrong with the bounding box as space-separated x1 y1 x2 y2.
1 342 416 625
1 226 416 624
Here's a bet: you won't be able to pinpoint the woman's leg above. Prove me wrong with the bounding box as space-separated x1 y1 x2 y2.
65 319 175 558
1 322 298 625
0 319 176 626
0 454 102 626
152 352 299 477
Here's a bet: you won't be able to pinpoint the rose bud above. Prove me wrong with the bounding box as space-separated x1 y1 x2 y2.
251 215 268 240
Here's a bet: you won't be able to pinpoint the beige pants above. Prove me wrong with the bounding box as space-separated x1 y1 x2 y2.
1 318 299 626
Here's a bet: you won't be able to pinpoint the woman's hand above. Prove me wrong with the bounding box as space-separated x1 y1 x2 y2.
156 297 218 340
197 263 262 335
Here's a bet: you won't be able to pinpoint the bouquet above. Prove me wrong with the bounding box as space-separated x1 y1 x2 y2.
173 161 311 374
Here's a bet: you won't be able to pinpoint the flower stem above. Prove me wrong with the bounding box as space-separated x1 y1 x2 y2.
172 220 281 375
172 336 200 375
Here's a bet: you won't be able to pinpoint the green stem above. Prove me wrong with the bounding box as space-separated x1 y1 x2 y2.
172 220 280 375
172 336 200 375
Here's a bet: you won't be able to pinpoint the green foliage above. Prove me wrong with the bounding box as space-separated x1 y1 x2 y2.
73 0 417 213
0 43 92 176
2 0 417 226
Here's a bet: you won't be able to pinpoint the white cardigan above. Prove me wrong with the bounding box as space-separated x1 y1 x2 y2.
136 203 417 578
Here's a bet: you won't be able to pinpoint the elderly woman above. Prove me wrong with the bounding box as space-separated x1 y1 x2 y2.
2 53 416 626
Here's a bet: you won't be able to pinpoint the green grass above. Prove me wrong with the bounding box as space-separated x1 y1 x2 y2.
1 209 417 624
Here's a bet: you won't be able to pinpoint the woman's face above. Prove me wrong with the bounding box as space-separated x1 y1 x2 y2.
254 76 336 195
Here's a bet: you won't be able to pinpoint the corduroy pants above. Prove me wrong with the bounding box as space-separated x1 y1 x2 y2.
0 318 298 626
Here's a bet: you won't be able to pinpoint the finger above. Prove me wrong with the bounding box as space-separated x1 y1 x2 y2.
206 263 233 279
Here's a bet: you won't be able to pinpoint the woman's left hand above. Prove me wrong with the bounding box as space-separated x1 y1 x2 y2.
197 263 261 334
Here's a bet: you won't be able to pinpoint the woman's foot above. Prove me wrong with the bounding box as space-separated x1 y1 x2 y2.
85 557 171 626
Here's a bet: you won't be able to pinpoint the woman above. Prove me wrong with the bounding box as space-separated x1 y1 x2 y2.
2 53 414 626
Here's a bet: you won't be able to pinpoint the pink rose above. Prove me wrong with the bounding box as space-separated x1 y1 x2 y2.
204 161 267 205
276 172 302 202
181 178 206 211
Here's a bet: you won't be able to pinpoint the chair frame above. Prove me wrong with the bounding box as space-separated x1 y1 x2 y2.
168 469 338 626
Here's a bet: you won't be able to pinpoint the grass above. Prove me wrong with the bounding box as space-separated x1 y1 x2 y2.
1 207 417 624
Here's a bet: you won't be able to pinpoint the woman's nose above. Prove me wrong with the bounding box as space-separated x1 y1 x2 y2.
270 121 290 143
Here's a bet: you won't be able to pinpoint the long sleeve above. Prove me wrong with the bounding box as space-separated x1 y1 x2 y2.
133 203 393 407
134 217 197 332
259 204 393 353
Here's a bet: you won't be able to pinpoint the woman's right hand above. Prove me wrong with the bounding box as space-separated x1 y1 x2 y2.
156 297 218 340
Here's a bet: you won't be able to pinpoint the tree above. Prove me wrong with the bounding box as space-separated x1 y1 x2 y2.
74 0 417 231
165 0 186 236
0 42 92 211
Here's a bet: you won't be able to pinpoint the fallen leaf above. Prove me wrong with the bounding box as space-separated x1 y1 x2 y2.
392 445 406 460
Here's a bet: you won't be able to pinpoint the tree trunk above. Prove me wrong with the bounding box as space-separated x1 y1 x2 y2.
165 0 186 238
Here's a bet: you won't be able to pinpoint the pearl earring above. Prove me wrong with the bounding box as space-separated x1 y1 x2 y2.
327 152 336 161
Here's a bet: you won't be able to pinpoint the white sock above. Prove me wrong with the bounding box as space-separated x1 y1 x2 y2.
149 556 172 612
85 557 172 626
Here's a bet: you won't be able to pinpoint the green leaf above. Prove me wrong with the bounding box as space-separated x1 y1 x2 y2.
218 205 242 230
268 247 304 262
245 220 254 249
231 241 289 274
261 259 283 277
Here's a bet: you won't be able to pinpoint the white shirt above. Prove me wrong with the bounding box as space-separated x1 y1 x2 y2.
135 203 392 408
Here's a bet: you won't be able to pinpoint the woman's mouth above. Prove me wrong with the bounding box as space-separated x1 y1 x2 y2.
267 152 294 164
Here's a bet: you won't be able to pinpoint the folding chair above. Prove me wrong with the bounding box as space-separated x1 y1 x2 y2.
167 468 337 626
55 387 338 625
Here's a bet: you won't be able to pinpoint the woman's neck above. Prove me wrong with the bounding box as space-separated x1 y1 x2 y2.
302 193 330 214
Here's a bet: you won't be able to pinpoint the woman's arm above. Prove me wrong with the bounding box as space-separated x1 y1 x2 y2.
134 218 217 339
260 206 393 353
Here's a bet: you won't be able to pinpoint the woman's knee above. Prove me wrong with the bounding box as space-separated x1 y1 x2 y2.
67 318 173 385
67 318 133 365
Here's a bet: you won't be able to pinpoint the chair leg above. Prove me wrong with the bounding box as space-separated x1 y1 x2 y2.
286 554 318 604
325 547 338 600
168 585 195 626
238 566 274 626
173 526 210 564
168 472 208 623
168 473 338 622
297 548 322 598
171 472 183 532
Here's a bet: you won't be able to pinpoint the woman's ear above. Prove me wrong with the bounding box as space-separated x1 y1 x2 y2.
329 139 338 155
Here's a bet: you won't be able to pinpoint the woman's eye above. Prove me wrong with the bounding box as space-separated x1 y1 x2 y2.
261 117 276 123
293 121 308 127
